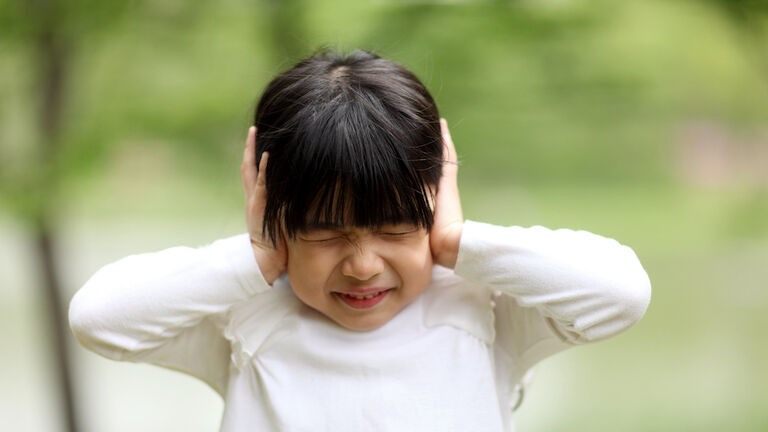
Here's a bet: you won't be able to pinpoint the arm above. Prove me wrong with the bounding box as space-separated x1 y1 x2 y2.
70 127 286 395
68 233 270 395
454 221 651 367
431 120 651 371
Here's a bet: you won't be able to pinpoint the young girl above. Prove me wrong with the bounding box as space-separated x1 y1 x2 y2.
69 49 651 431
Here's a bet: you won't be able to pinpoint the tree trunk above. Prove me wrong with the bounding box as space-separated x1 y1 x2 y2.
36 215 79 432
33 1 80 430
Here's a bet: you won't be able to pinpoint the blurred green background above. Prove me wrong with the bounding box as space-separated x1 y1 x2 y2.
2 0 767 431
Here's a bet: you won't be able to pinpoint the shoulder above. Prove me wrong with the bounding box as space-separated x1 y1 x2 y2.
422 265 496 345
224 275 304 363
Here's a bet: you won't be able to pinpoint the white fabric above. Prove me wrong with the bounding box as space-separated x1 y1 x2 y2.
69 220 652 431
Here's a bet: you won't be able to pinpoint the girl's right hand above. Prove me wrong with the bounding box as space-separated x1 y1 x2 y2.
241 126 287 285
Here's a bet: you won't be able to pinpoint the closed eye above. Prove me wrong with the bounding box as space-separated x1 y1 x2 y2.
298 228 344 243
380 230 418 237
378 224 419 237
300 236 342 243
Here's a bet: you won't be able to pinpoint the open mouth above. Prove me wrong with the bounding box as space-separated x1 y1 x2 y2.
333 288 393 310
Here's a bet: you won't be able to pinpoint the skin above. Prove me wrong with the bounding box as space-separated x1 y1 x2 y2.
241 119 464 331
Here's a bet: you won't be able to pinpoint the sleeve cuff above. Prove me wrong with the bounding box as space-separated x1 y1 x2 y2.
453 220 503 283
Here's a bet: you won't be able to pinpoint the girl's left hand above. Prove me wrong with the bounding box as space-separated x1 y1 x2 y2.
430 118 464 269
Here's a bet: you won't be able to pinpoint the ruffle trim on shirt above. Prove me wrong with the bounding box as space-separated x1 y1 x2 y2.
222 265 497 370
420 266 496 345
223 266 498 369
223 275 303 369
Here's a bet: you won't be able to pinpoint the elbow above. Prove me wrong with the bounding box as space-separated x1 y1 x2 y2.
566 260 652 344
593 257 652 341
68 279 133 360
599 242 652 333
615 244 652 328
68 289 106 354
623 268 652 327
69 289 94 342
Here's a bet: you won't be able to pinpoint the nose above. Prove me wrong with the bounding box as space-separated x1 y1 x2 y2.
340 240 384 281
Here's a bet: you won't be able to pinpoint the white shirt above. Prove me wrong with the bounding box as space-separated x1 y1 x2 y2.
69 221 652 431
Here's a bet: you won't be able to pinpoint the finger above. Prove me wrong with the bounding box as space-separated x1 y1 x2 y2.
440 118 457 163
256 152 269 187
241 126 257 187
440 118 452 145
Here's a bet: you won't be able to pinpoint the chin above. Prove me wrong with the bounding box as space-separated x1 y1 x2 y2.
334 313 392 332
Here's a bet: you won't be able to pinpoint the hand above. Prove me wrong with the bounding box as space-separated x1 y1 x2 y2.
430 118 464 269
241 126 287 284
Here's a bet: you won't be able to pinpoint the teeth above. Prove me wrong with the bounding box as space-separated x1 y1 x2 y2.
342 291 384 300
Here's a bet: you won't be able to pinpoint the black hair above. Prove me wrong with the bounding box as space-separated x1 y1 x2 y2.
253 48 443 245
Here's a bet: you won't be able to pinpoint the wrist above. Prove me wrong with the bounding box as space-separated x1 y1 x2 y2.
434 221 463 269
250 241 284 285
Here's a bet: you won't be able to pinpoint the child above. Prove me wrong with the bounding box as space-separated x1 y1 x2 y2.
69 49 651 431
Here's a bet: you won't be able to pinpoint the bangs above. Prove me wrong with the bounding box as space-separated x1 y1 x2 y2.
297 171 433 234
261 98 439 244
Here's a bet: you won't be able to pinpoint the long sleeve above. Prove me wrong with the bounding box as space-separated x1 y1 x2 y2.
453 220 651 373
68 233 269 396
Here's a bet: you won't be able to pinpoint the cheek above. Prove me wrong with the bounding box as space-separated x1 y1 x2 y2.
389 236 433 286
286 244 338 292
413 243 434 283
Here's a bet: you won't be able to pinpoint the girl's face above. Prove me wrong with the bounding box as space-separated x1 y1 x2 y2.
285 222 433 331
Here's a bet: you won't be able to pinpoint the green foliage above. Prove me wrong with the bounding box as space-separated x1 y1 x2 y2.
0 0 131 41
2 1 768 429
3 0 768 207
1 0 767 219
726 190 768 238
